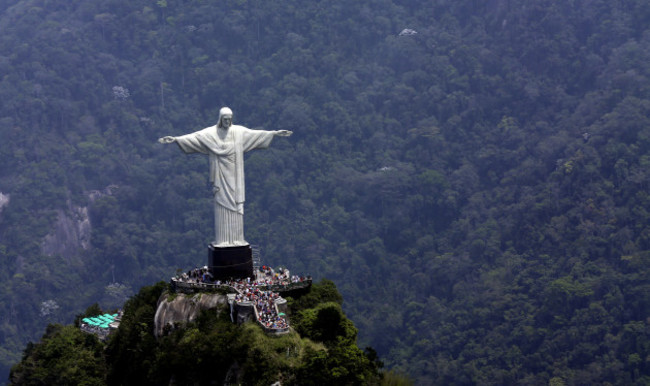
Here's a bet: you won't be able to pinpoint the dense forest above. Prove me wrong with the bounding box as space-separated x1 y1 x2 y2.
1 0 650 384
10 281 390 385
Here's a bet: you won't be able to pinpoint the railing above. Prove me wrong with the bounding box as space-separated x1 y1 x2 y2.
80 324 113 341
251 245 261 272
170 279 236 294
170 277 312 294
170 276 310 335
259 280 312 292
260 324 290 334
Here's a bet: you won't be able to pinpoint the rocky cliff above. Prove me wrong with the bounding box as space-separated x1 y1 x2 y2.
40 204 91 260
39 185 117 261
153 292 228 338
0 192 9 214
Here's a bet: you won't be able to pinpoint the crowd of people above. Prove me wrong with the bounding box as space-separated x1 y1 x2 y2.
256 265 311 289
174 265 310 288
171 264 313 332
173 267 294 331
234 286 288 330
178 266 214 283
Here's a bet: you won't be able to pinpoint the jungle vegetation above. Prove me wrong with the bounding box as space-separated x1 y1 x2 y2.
0 0 650 384
10 280 388 385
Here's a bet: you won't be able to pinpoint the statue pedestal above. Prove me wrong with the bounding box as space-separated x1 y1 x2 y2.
208 243 253 281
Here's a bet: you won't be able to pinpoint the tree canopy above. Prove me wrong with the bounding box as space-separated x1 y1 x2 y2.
11 281 385 385
1 0 650 384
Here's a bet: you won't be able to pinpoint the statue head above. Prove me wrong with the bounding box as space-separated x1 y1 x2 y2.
218 107 233 129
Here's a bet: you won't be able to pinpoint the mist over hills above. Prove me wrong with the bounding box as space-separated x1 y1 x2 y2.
1 0 650 384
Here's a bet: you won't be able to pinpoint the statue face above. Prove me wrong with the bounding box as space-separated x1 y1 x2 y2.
221 114 232 129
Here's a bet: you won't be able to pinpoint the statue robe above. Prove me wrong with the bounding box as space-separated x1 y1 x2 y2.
175 125 275 246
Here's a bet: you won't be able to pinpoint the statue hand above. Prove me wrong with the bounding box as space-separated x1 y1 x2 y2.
158 136 176 144
275 130 293 137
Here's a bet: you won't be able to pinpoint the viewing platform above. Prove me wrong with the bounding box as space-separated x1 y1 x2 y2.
170 265 311 335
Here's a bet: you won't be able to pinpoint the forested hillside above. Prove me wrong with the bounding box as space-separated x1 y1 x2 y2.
1 0 649 384
10 281 387 385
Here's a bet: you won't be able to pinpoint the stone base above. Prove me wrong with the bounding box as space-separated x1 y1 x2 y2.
208 244 253 281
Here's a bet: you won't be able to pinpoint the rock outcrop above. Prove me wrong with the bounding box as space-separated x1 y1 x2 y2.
39 185 118 260
154 292 228 338
0 192 9 214
40 204 91 260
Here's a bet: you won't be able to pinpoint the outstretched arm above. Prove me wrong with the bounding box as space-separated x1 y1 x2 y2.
274 130 293 137
158 136 176 144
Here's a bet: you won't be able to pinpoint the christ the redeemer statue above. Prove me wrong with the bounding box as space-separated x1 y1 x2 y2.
158 107 292 247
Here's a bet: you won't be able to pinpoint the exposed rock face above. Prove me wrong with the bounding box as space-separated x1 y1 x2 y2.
41 204 91 260
154 292 228 338
0 192 9 214
39 185 117 260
